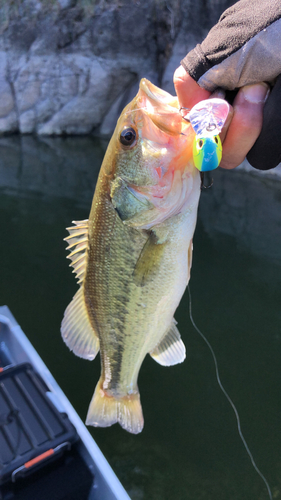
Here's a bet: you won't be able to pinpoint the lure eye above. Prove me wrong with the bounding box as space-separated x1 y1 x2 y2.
120 127 137 147
198 139 204 149
214 136 219 144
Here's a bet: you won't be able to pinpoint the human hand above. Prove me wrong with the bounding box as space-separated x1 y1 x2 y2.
174 66 269 170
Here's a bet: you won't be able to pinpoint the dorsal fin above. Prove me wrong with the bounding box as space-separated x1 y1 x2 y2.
62 219 99 360
64 220 89 285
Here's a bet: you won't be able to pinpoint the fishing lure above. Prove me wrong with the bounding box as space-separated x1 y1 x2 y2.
181 98 230 172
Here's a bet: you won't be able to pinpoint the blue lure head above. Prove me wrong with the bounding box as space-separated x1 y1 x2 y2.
193 135 222 172
180 98 229 173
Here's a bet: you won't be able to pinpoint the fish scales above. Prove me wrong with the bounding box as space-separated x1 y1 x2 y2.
87 197 188 390
61 78 201 434
86 188 149 389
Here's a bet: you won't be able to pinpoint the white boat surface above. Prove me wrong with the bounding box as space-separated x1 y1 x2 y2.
0 305 131 500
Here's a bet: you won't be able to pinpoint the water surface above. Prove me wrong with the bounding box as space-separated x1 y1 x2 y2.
1 136 281 500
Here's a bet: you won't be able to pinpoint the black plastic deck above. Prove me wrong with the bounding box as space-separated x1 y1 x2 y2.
0 363 78 485
0 446 94 500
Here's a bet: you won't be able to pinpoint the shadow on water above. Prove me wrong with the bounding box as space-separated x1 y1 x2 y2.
1 136 281 499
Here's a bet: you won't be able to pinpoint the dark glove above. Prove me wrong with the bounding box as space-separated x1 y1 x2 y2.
181 0 281 170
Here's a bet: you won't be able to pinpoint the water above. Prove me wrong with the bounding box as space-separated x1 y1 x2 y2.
1 136 281 500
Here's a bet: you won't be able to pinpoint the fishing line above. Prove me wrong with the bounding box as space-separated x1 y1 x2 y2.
187 285 272 500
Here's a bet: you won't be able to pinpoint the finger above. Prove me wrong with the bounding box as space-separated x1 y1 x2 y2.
220 105 234 143
247 74 281 170
220 83 269 170
173 66 210 109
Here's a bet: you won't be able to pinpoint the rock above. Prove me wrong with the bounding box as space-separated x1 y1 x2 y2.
162 31 205 95
0 111 18 134
0 79 14 118
0 51 17 132
99 73 158 137
0 0 236 136
16 79 41 114
99 81 139 138
58 0 77 10
36 59 137 135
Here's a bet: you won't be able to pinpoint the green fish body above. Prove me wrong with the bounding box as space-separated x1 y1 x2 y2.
61 79 201 433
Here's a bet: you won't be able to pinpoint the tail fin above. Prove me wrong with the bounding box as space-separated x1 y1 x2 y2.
85 379 144 434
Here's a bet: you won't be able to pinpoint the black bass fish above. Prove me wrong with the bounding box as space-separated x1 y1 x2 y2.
61 79 201 434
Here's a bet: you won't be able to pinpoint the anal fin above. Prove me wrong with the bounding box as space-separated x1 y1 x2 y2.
150 319 186 366
61 288 99 361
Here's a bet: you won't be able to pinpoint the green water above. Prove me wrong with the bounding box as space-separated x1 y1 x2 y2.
1 136 281 500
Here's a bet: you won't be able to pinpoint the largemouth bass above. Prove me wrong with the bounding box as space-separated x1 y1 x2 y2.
61 79 201 434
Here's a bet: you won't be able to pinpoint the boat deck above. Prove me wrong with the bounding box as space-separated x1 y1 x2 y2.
0 306 130 500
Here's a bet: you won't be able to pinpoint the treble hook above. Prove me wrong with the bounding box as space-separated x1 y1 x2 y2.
200 172 214 189
179 107 191 121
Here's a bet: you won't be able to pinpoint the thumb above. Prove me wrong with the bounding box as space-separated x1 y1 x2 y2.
173 66 211 109
247 74 281 170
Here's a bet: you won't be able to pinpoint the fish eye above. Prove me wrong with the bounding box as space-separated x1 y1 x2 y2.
120 127 137 147
214 136 219 144
198 139 204 149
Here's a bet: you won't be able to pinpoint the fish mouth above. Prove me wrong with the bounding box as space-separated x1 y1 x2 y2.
139 78 185 136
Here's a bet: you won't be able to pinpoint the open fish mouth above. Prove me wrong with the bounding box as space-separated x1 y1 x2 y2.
138 79 185 136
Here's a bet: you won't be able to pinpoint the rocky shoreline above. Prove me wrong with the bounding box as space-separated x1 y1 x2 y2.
0 0 233 137
1 0 280 178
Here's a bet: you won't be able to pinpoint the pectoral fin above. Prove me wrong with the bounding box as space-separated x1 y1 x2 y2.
133 230 166 287
123 207 161 229
150 319 186 366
